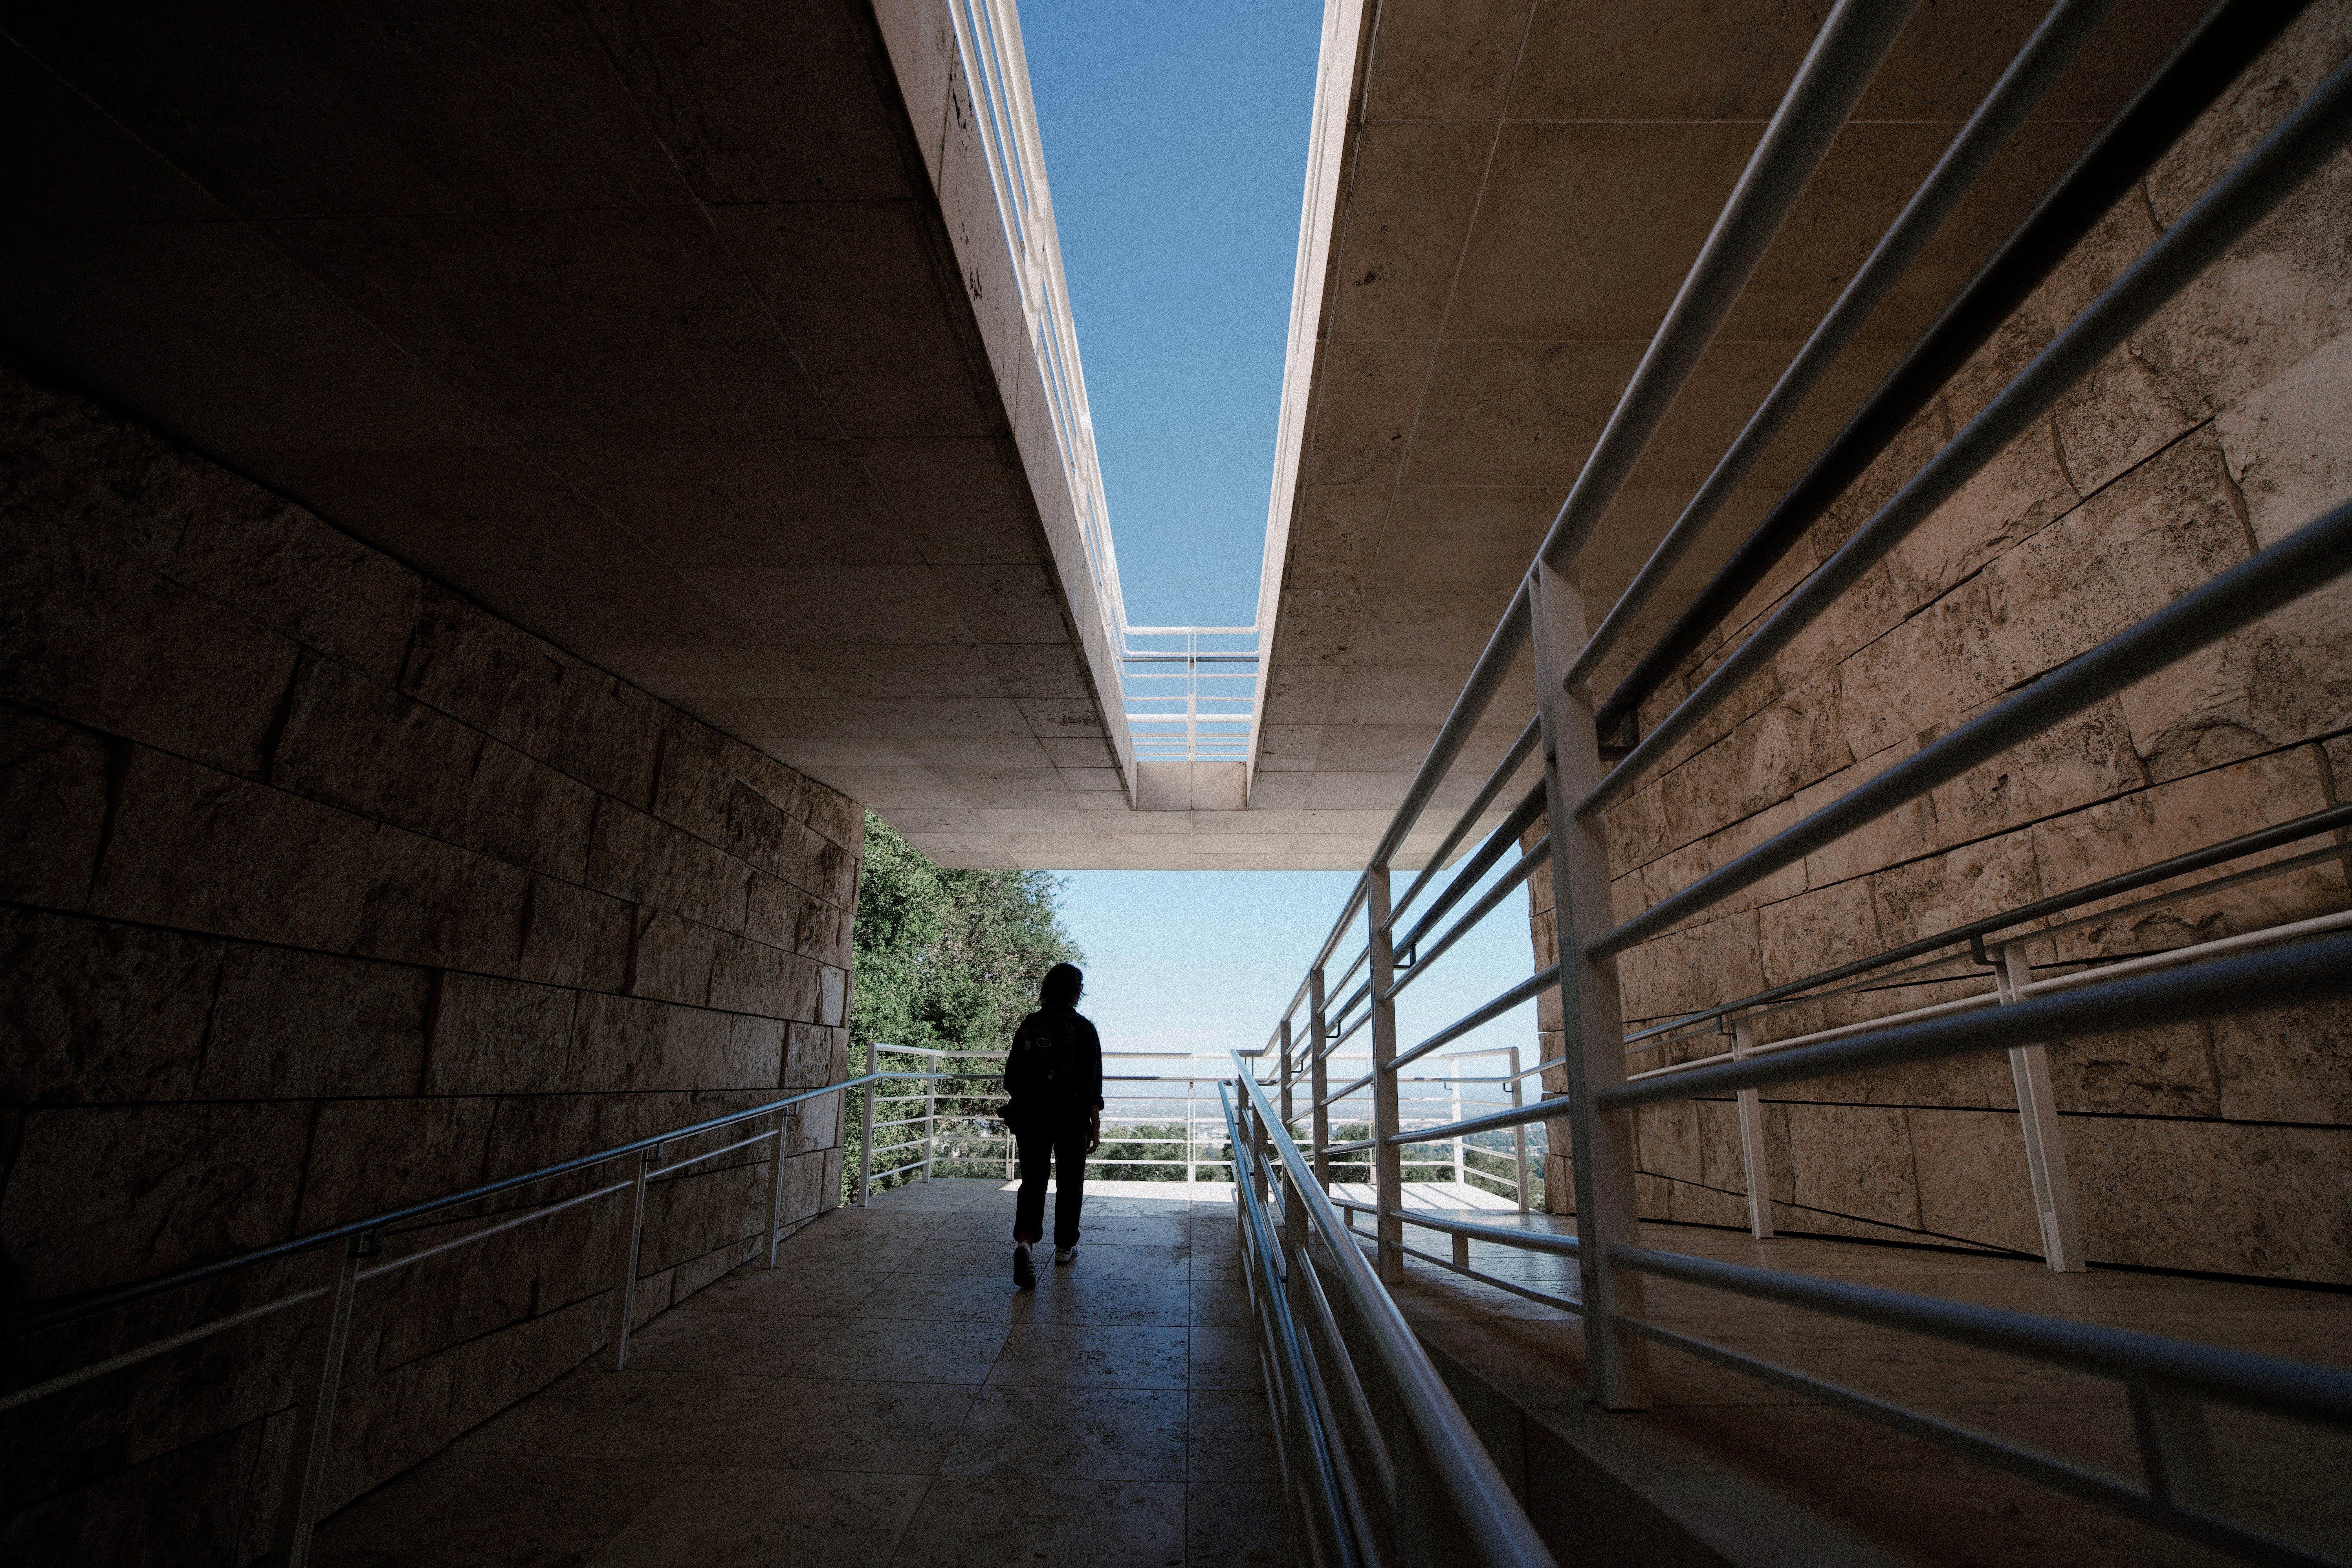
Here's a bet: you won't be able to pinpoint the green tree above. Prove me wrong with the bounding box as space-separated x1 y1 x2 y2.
843 813 1083 1199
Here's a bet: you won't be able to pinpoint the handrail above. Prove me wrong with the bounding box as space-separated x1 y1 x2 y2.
1229 1053 1558 1568
1591 0 2317 743
1257 5 2352 1559
2 1068 940 1342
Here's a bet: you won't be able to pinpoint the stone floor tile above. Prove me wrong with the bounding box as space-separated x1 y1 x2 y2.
908 1238 1026 1278
1046 1241 1194 1280
1186 1324 1264 1392
310 1451 679 1567
586 1464 927 1567
884 1477 1185 1568
453 1367 773 1462
686 1266 891 1318
1185 1390 1278 1484
790 1315 1011 1384
768 1230 930 1271
940 1385 1188 1481
1188 1276 1254 1326
1185 1481 1290 1568
1067 1216 1191 1247
987 1322 1190 1389
1027 1272 1193 1326
620 1304 825 1376
860 1271 1026 1322
709 1377 980 1475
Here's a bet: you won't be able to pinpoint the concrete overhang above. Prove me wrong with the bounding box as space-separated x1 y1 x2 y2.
1248 0 2209 869
2 0 1280 869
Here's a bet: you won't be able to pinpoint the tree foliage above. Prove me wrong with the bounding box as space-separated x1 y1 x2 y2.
845 813 1084 1198
850 812 1084 1060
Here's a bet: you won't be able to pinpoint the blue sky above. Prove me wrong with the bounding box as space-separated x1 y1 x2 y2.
1015 4 1542 1093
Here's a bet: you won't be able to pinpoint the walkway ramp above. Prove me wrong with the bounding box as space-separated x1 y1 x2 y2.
307 1179 1282 1568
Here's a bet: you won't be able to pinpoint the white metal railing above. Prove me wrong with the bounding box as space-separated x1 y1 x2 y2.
1245 4 2352 1565
940 4 1265 785
1119 625 1261 764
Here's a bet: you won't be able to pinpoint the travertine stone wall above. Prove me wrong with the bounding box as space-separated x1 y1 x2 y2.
1531 11 2352 1283
0 363 861 1562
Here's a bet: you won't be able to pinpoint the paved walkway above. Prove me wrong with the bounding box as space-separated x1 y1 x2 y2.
313 1179 1281 1568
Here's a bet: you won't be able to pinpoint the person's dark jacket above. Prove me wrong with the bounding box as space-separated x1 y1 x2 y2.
1003 1005 1104 1122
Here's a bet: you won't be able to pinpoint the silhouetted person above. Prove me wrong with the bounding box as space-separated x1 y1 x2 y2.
1004 962 1102 1289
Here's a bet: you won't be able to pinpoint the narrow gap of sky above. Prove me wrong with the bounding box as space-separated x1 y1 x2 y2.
1020 2 1542 1112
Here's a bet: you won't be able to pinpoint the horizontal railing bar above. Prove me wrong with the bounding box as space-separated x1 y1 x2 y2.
1321 1139 1377 1156
1391 965 1560 1075
363 1178 636 1278
1593 499 2352 956
1590 0 2317 745
1618 802 2352 1048
1613 1244 2352 1429
1369 581 1534 875
1582 62 2352 821
1393 784 1549 957
1601 932 2352 1111
1230 1056 1557 1568
1613 1317 2328 1568
1567 0 2120 693
1349 1229 1585 1317
4 1070 948 1339
1632 908 2352 1082
1329 1201 1582 1260
1390 717 1544 929
0 1282 329 1416
1534 0 1919 577
1384 836 1551 1005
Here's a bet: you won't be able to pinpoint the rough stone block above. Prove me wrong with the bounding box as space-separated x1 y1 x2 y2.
706 930 824 1019
319 1347 460 1520
1782 1103 1921 1232
627 908 720 1007
202 945 430 1098
568 994 742 1092
783 1021 845 1090
2046 1021 2218 1117
1907 1107 2040 1254
269 649 475 836
0 1414 262 1568
2069 1116 2350 1282
0 708 110 908
587 800 748 933
1924 696 2143 853
400 586 660 805
1867 833 2043 950
1 542 297 779
2214 998 2352 1125
0 910 215 1104
2029 747 2331 959
1756 877 1882 990
354 824 533 973
442 1295 603 1437
167 465 422 686
89 747 374 950
516 875 633 992
647 715 737 845
457 732 598 880
424 972 577 1095
1632 1100 1702 1185
1 1102 311 1295
296 1095 500 1232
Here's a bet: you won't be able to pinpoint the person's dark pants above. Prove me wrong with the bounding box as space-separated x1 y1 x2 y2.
1014 1115 1090 1249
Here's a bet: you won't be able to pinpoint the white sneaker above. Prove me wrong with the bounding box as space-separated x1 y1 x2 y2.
1054 1247 1075 1265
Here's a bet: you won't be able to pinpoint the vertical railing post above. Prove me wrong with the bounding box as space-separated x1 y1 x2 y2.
922 1073 937 1183
1509 1046 1531 1213
763 1107 792 1269
1996 941 2084 1271
269 1229 374 1568
1450 1058 1466 1192
1278 1018 1294 1130
1187 1078 1199 1184
858 1075 875 1208
609 1145 658 1370
1368 867 1404 1282
1731 1018 1774 1240
1531 559 1652 1409
1309 967 1330 1191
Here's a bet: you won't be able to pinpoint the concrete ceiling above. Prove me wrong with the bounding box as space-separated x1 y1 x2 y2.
0 0 1165 866
1250 0 2209 869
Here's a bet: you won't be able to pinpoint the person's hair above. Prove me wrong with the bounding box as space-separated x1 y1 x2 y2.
1039 963 1084 1008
